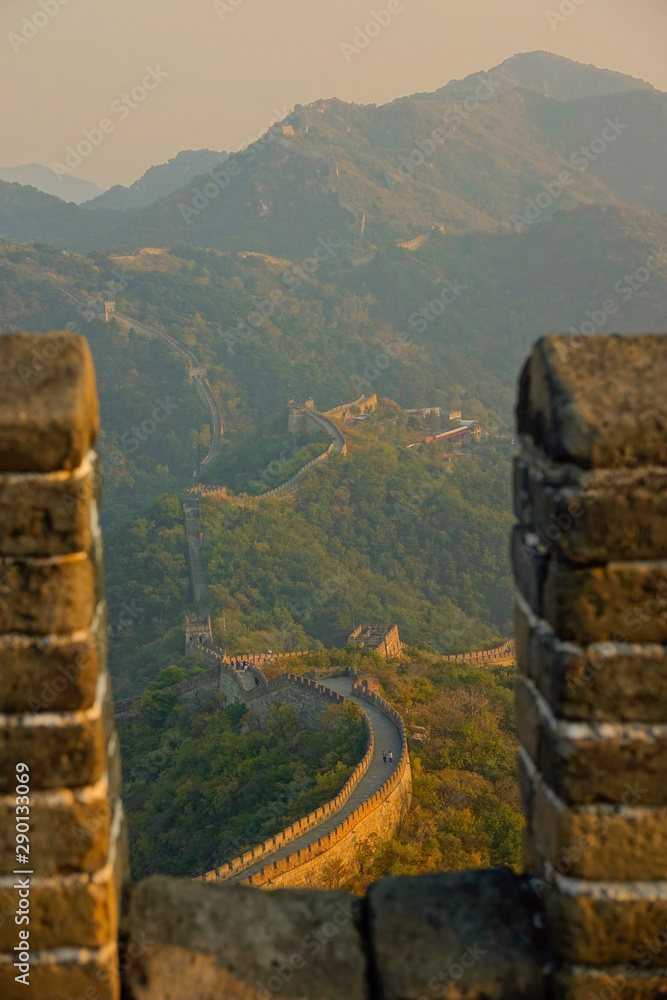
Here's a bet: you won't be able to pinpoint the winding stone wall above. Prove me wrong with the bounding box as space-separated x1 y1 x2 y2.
5 331 667 1000
232 682 412 889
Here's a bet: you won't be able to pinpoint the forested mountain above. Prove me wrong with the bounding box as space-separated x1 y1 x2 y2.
0 53 664 257
2 50 666 889
0 164 103 204
86 149 227 210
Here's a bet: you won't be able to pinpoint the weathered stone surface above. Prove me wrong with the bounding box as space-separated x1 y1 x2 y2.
516 453 667 564
0 332 99 473
0 778 122 877
544 875 667 966
516 678 667 805
0 670 112 793
553 963 667 1000
121 876 367 1000
0 551 97 635
0 862 119 950
0 941 119 1000
515 595 667 722
367 868 545 1000
529 763 667 880
0 453 99 557
0 601 106 713
517 334 667 469
542 559 667 644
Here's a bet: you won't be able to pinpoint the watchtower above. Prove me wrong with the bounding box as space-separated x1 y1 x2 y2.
185 613 212 654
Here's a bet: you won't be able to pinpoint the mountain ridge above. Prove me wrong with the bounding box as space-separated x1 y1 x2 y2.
0 52 663 256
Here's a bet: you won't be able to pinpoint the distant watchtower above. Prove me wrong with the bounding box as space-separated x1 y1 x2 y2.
185 614 212 654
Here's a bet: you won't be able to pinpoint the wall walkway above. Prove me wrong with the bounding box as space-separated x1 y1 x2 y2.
194 672 411 889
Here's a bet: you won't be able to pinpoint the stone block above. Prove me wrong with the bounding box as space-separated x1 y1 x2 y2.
529 762 667 880
0 601 106 713
0 669 113 793
515 595 667 723
0 453 99 558
367 868 545 1000
516 678 667 805
0 941 119 1000
0 863 118 952
553 963 667 1000
121 876 367 1000
0 332 99 473
0 776 115 876
523 459 667 565
0 795 125 951
543 875 667 966
517 333 667 469
542 558 667 644
0 550 98 635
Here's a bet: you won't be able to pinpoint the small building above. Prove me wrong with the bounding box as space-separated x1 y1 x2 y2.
103 301 116 322
347 624 403 660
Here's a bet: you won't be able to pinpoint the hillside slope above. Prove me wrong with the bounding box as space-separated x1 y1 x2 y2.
0 53 663 256
87 148 227 210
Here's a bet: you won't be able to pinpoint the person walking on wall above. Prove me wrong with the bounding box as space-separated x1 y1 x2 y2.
382 750 387 763
389 750 393 764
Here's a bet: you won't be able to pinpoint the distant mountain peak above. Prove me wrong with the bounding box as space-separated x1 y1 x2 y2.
86 149 227 211
0 164 104 205
476 50 657 101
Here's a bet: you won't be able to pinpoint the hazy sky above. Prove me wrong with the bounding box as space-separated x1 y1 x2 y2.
1 0 665 188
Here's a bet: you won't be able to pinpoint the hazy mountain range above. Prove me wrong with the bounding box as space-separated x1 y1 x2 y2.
0 52 663 258
0 164 104 205
0 148 225 210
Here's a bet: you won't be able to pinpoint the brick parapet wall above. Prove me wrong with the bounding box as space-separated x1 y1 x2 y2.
441 637 515 664
321 393 377 420
0 334 128 1000
513 334 667 996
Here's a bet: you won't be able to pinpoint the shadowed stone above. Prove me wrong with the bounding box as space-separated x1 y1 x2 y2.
121 876 367 1000
367 868 545 1000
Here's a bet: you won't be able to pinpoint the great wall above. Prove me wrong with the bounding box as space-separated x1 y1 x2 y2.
4 331 664 999
2 264 516 895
